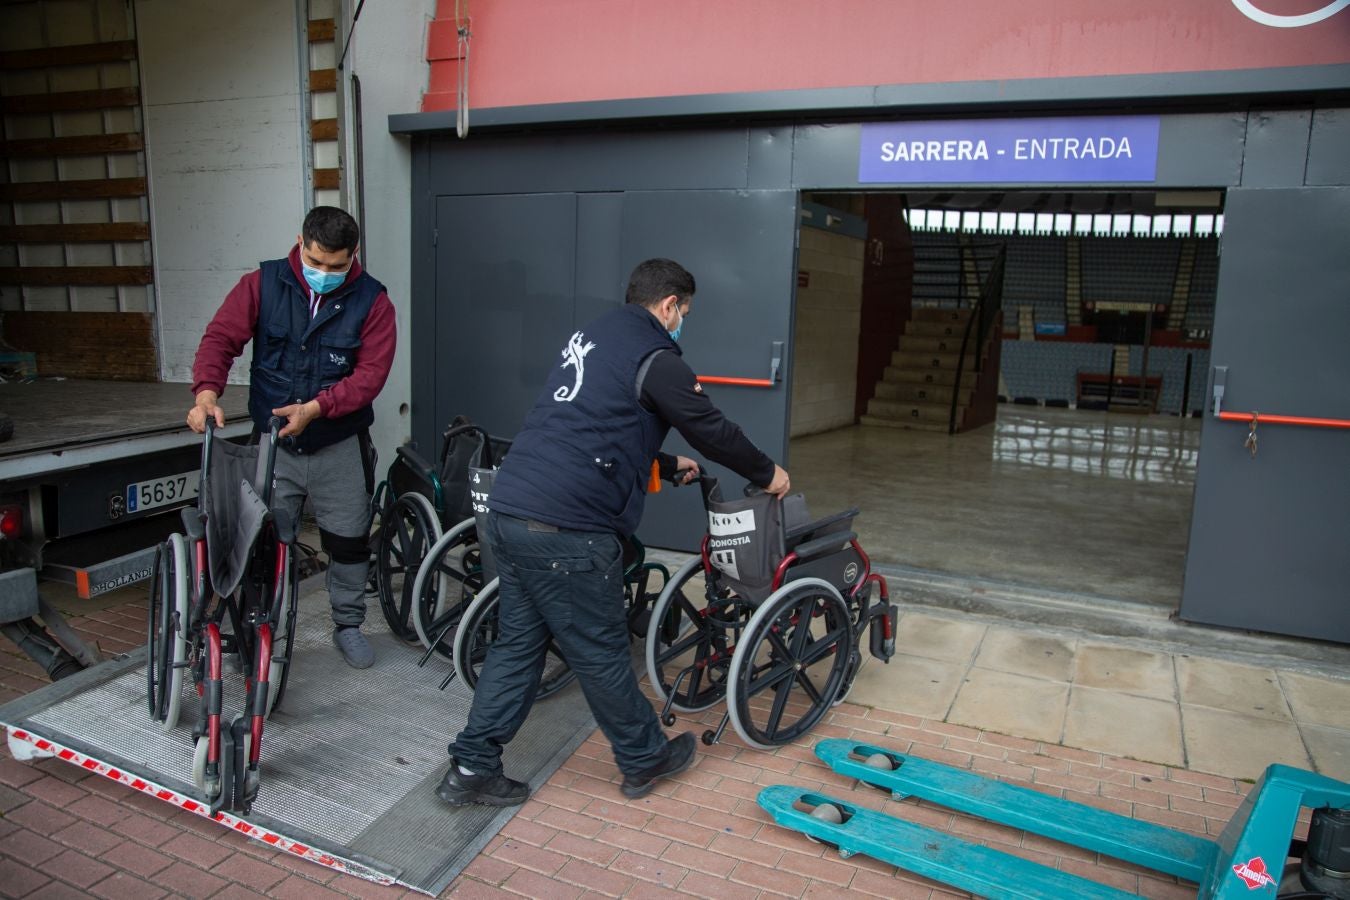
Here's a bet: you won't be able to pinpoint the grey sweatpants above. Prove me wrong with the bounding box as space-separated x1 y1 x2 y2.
271 434 371 627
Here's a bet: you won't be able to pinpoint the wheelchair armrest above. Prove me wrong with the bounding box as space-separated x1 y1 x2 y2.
791 531 857 564
180 506 206 542
395 443 436 478
784 508 860 543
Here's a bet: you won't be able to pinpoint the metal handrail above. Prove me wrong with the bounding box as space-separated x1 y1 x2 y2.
947 245 1006 434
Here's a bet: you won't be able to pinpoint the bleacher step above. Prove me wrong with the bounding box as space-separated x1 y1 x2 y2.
898 334 965 354
911 307 973 325
860 415 954 433
873 381 973 406
890 350 979 371
866 398 964 425
882 365 964 388
906 320 966 339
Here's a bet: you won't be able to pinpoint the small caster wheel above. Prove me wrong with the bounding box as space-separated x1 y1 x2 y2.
865 752 894 771
805 802 844 846
662 713 676 727
701 730 717 746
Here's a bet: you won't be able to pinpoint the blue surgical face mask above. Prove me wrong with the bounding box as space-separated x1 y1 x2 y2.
300 245 351 294
668 307 684 342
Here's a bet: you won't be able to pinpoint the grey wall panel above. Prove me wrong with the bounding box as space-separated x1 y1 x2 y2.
1240 111 1313 188
435 194 578 439
1153 113 1246 187
747 127 795 190
575 193 625 324
1307 108 1350 186
411 139 439 456
1180 187 1350 642
426 130 752 196
791 123 868 189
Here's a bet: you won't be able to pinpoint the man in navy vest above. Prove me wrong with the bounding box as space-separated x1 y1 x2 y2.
186 206 396 669
439 258 790 807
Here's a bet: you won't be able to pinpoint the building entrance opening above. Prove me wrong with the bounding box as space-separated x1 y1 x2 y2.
787 190 1223 612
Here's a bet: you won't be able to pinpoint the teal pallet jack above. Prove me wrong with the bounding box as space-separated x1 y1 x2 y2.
758 739 1350 899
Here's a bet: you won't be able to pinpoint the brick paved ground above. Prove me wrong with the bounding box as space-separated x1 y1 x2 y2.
1 594 1268 898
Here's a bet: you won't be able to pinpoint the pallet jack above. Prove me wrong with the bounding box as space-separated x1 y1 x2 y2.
758 738 1350 899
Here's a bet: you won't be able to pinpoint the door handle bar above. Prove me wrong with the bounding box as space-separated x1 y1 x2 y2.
1217 411 1350 429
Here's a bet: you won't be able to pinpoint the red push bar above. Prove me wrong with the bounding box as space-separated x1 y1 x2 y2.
1219 411 1350 429
696 375 774 387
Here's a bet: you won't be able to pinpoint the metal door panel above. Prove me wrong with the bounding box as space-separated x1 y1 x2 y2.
618 189 799 550
434 193 578 439
1180 187 1350 641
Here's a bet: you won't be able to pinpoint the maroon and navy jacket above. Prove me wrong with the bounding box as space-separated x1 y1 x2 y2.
191 245 396 452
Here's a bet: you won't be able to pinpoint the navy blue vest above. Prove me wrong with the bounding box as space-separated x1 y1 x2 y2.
489 304 677 535
248 258 384 454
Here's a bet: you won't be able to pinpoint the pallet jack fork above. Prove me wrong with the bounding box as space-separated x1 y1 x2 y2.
758 739 1350 899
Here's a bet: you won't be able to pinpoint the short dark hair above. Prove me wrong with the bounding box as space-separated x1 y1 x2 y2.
625 258 695 308
302 206 360 254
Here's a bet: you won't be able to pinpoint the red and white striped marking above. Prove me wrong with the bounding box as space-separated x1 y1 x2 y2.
5 725 398 887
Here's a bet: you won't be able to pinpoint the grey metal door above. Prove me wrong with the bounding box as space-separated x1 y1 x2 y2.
433 188 797 551
434 193 578 440
1180 186 1350 642
619 189 799 550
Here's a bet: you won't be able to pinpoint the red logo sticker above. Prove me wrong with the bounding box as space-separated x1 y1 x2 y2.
1232 857 1275 890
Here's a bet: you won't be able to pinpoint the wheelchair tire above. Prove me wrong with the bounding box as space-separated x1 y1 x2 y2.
410 516 481 656
264 544 297 718
375 492 442 641
162 534 191 731
725 578 853 750
645 556 741 714
146 542 165 718
452 579 575 700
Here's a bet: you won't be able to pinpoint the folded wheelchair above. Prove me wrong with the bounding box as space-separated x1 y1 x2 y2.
372 416 508 648
645 476 898 749
146 418 299 814
439 466 672 697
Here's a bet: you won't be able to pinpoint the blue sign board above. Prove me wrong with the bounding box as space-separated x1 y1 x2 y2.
858 115 1160 184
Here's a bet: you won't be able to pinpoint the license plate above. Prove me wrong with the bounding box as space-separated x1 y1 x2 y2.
126 471 200 514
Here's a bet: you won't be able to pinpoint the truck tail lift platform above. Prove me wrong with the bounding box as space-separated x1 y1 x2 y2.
759 738 1350 899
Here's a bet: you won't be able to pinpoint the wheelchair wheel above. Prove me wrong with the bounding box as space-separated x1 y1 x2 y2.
375 492 442 641
411 517 482 655
452 579 575 700
264 546 297 718
645 556 746 713
148 535 190 730
726 578 853 750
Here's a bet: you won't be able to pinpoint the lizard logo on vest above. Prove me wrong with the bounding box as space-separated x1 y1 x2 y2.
554 331 597 402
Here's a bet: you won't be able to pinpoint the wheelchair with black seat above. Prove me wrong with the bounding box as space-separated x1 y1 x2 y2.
422 466 671 697
145 417 299 814
372 416 508 646
644 475 897 749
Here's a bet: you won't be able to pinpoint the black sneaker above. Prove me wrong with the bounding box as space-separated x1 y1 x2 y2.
436 760 529 807
620 732 696 799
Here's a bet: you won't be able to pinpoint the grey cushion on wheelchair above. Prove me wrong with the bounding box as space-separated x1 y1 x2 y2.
180 506 206 542
271 507 298 545
202 438 270 598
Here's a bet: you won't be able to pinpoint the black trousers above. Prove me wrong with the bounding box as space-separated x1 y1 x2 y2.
449 511 668 776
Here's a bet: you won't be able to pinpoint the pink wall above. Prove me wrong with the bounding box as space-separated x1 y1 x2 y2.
424 0 1350 112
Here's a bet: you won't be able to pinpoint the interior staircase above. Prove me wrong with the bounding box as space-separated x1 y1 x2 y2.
861 308 984 432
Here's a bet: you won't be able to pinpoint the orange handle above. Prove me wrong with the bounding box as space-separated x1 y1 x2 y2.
648 459 662 493
696 375 774 387
1218 411 1350 429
